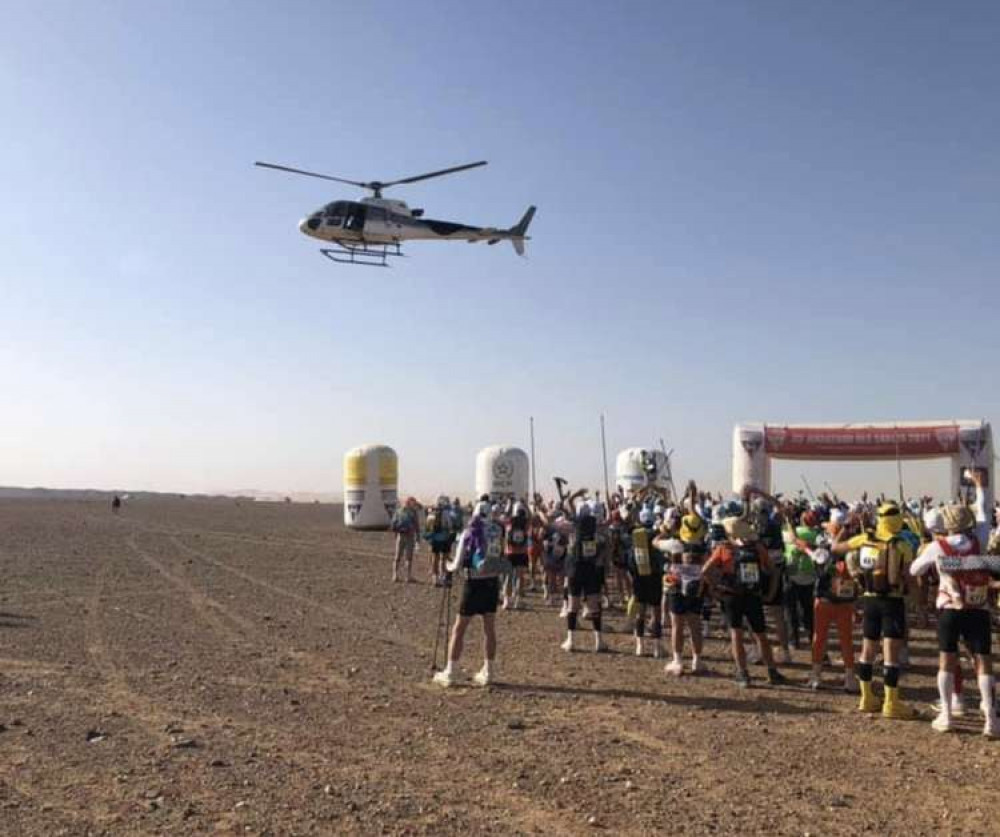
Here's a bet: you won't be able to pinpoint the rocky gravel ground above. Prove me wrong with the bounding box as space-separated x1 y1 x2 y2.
1 498 997 835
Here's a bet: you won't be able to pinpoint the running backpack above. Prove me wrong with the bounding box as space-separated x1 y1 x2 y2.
632 527 653 577
507 518 529 554
937 535 989 608
734 545 763 594
469 522 508 578
575 516 598 563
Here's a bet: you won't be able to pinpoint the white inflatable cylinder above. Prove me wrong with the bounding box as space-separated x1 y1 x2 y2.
343 444 398 530
475 446 530 500
732 424 770 494
615 448 669 496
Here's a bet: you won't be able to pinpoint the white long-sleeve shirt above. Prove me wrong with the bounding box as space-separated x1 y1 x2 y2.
910 487 996 609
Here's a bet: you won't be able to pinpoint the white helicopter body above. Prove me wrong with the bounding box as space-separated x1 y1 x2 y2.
257 160 535 266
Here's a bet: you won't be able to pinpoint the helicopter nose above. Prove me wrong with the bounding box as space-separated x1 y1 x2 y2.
300 217 321 236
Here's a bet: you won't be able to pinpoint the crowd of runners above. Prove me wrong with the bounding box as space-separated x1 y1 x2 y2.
390 470 1000 738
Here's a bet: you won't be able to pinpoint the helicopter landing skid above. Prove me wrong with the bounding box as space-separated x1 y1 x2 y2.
319 241 404 267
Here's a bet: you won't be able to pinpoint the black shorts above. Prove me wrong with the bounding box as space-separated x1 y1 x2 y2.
508 554 529 569
432 541 451 556
568 563 602 597
937 608 992 655
722 594 767 634
668 592 703 616
632 574 663 606
459 577 500 616
861 596 906 641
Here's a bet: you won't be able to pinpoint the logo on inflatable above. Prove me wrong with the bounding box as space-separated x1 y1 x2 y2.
936 426 960 452
492 457 514 486
767 428 787 451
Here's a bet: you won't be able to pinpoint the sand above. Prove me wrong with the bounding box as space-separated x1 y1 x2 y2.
0 498 996 835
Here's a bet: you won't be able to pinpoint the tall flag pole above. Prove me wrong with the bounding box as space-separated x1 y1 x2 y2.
600 414 611 499
529 416 537 500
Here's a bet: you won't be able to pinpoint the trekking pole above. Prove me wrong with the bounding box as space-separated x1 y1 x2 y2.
800 474 817 502
895 427 905 504
430 581 450 673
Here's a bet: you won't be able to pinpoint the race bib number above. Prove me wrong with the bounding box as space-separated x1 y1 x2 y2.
582 540 598 559
553 545 566 558
487 539 502 559
965 585 988 607
832 578 855 599
859 546 880 571
739 563 760 586
511 531 526 544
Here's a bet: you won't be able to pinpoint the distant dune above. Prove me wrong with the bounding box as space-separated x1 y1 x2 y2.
0 486 341 503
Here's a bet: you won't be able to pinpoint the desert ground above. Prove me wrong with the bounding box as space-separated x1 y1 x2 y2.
0 498 997 836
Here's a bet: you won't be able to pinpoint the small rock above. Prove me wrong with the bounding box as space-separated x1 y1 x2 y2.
323 784 333 795
507 718 526 731
170 737 199 749
587 814 599 827
209 759 228 768
234 800 249 810
86 729 108 743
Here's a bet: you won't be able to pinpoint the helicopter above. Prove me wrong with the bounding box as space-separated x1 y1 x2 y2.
255 159 536 267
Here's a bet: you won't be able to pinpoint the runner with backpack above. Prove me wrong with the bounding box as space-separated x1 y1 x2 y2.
433 501 509 687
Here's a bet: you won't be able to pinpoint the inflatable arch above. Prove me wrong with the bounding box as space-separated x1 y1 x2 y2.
733 421 993 506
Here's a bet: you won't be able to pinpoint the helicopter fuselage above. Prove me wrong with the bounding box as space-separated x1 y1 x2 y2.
298 198 501 245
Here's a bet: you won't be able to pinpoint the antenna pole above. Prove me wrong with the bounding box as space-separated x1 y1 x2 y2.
600 414 611 499
529 416 537 500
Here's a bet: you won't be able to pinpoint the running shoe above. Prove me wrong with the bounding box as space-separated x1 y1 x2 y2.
983 714 999 739
733 670 751 689
665 659 683 676
767 668 788 686
931 712 954 733
561 636 576 653
473 664 496 686
951 694 966 717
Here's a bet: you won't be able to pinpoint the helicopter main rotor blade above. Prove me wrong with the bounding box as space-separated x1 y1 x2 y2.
380 160 488 188
254 161 368 188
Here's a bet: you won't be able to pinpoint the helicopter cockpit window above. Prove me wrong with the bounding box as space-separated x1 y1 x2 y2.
324 202 345 227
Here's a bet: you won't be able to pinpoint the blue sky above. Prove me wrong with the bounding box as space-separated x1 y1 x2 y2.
2 1 998 498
